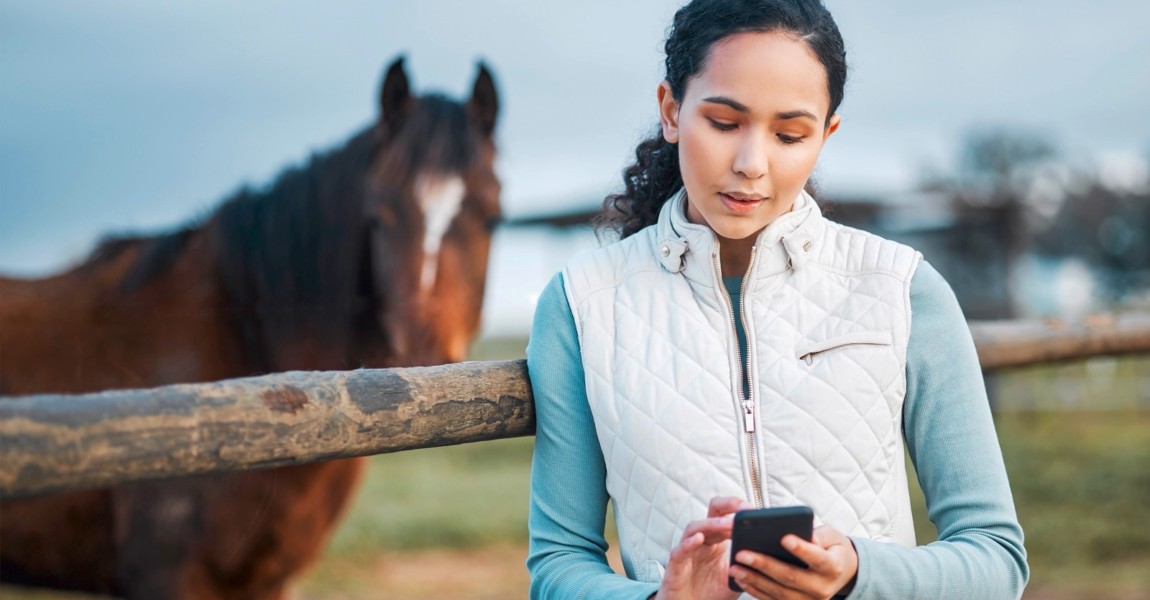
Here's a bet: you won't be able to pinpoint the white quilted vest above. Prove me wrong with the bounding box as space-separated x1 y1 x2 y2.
562 190 922 584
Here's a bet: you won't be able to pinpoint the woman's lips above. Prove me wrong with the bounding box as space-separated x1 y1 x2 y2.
719 192 766 215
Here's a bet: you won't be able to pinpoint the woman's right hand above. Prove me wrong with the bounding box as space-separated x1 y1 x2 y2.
654 496 752 600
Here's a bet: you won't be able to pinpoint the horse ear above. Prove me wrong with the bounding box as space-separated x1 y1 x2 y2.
380 56 411 129
468 61 499 137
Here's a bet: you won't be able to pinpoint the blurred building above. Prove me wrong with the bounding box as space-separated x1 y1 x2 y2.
480 150 1150 338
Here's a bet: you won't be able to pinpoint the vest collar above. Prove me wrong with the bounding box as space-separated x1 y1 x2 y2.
654 188 825 286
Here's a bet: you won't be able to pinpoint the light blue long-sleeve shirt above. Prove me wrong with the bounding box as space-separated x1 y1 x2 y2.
526 260 1028 599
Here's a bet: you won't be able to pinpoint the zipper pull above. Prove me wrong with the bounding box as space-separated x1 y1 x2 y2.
742 399 756 432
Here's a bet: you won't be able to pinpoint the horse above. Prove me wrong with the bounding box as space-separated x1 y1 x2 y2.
0 56 501 599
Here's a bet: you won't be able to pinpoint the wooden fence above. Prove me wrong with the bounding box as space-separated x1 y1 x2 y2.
2 312 1149 500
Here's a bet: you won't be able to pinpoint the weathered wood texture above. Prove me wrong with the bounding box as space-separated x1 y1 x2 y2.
0 361 534 499
969 312 1150 370
2 313 1150 499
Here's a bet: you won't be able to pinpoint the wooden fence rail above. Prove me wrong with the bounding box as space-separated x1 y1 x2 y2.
2 312 1149 499
968 312 1150 369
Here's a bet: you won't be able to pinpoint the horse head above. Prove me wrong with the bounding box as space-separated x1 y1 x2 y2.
365 57 501 366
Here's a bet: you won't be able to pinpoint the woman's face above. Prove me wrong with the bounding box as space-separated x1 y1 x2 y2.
659 30 840 242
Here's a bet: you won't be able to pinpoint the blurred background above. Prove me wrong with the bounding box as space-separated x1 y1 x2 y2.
2 0 1148 598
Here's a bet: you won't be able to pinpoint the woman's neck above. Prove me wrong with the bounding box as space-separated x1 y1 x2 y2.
718 234 756 276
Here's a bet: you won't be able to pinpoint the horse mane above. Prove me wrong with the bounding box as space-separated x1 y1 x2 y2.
83 228 200 290
85 236 147 268
210 128 379 371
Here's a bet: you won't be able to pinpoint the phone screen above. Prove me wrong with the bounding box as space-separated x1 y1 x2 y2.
728 506 813 592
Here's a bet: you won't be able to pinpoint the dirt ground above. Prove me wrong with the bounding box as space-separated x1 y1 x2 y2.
297 543 626 600
299 545 529 600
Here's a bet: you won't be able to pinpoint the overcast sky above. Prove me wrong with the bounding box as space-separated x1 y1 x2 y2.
2 0 1148 276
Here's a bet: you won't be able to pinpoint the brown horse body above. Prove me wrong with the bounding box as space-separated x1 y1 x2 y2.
0 57 501 599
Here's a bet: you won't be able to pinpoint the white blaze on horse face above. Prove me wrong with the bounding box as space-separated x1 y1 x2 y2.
416 173 466 294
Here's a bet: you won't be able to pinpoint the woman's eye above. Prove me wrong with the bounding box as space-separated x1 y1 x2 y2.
778 133 805 144
707 118 737 131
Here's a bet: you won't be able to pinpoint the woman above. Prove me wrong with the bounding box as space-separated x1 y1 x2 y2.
526 1 1029 598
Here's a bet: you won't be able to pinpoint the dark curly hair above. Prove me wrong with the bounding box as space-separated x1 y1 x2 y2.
602 0 847 239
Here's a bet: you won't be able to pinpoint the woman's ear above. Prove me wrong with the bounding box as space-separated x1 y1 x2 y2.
657 81 680 144
823 113 842 141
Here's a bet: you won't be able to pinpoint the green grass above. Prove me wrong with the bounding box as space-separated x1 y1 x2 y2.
992 354 1150 411
995 410 1150 592
467 336 529 362
325 437 535 556
903 409 1150 595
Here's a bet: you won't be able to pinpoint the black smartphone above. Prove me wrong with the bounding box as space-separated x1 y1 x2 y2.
728 506 813 592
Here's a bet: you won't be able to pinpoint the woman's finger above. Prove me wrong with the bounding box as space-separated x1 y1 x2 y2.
729 563 793 600
670 531 705 563
780 534 836 574
660 532 704 596
737 551 813 592
734 551 840 598
681 515 735 544
707 496 749 519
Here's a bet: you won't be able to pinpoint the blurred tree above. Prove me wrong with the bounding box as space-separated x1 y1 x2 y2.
920 128 1062 318
959 128 1058 198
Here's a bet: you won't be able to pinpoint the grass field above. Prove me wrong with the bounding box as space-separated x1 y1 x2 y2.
3 351 1148 599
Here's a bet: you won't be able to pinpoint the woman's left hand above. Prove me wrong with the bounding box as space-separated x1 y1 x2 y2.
728 525 858 600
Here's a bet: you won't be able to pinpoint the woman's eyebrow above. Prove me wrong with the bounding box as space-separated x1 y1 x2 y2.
776 109 818 122
702 96 749 112
702 97 818 122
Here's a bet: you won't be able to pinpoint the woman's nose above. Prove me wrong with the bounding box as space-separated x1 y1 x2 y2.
732 133 769 179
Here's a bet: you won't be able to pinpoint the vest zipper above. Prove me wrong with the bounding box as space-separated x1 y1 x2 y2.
712 246 764 509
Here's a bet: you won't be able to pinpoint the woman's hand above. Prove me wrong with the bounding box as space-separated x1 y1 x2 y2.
728 525 858 600
654 496 752 600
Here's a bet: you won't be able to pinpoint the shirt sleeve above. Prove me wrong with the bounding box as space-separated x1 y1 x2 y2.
526 273 660 600
847 261 1030 599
